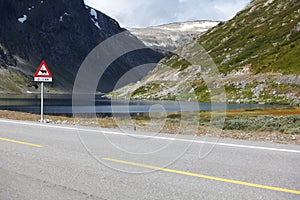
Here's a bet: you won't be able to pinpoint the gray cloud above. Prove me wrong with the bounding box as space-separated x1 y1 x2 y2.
85 0 251 28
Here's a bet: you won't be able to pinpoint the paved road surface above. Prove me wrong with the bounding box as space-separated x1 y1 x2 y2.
0 119 299 199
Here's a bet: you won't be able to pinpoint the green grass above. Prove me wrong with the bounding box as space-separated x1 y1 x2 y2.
195 0 300 75
0 70 29 93
131 82 161 97
162 54 191 71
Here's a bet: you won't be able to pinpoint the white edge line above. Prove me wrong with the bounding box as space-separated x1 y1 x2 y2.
0 119 300 154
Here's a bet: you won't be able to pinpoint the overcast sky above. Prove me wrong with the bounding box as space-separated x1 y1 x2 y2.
84 0 251 28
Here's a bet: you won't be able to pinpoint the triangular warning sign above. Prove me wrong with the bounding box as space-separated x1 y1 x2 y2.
34 60 53 82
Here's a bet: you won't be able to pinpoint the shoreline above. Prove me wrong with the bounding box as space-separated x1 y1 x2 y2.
0 108 299 146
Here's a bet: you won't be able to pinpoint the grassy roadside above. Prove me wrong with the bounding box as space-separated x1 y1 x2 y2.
0 110 117 128
0 107 299 145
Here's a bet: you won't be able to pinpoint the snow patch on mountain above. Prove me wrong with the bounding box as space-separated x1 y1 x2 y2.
163 21 219 32
90 8 97 19
90 8 101 29
18 15 27 23
128 20 219 51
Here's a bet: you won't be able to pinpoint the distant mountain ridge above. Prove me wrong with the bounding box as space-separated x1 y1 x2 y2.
111 0 300 105
128 20 219 51
0 0 163 93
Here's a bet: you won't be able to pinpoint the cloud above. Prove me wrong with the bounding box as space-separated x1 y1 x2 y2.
84 0 250 28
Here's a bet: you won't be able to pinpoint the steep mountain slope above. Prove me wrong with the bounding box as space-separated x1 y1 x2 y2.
0 0 163 93
200 0 300 75
111 0 300 105
128 21 219 51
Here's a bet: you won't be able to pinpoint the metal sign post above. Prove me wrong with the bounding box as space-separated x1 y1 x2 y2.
40 82 44 123
34 60 53 123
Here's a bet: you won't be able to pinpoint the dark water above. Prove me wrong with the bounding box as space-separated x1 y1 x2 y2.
0 94 276 115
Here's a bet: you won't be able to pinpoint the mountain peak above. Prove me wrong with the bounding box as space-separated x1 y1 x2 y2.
0 0 163 93
128 20 219 51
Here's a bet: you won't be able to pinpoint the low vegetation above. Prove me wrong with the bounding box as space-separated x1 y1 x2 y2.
223 115 300 134
0 106 299 145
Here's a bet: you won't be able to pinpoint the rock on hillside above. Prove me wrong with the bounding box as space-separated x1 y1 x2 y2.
128 21 219 51
111 0 300 105
0 0 163 93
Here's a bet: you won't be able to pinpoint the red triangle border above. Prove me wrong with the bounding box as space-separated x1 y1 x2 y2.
34 60 53 78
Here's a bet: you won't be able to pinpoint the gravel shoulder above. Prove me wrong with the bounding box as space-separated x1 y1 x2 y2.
0 107 299 145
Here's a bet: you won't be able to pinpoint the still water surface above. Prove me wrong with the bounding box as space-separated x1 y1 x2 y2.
0 94 276 114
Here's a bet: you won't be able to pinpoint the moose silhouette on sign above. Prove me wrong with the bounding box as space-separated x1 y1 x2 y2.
34 61 52 82
40 69 47 74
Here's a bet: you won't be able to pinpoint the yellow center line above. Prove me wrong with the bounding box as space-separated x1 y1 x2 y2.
103 157 300 195
0 137 43 148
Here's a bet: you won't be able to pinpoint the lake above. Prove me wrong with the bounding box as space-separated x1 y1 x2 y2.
0 94 276 115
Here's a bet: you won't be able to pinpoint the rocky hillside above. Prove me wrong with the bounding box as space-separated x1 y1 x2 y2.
128 21 219 51
111 0 300 105
0 0 163 93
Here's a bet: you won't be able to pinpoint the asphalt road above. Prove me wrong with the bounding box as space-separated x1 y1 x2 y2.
0 119 299 200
